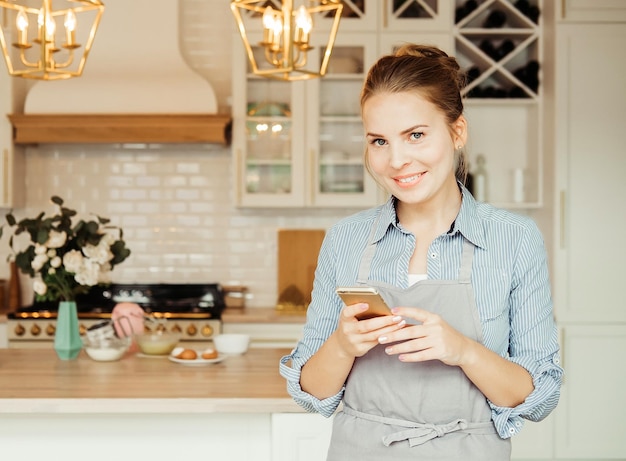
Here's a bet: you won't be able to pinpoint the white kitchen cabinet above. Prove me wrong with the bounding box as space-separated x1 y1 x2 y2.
271 413 333 461
554 22 626 324
560 0 626 22
553 21 626 459
554 325 626 459
314 1 451 33
232 32 380 208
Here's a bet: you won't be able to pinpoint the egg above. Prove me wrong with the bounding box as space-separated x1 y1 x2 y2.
201 348 218 360
177 349 198 360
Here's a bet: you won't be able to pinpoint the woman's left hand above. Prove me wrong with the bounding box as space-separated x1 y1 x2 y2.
378 307 474 367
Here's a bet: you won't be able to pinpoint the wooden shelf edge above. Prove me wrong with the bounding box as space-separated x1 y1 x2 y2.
7 114 233 145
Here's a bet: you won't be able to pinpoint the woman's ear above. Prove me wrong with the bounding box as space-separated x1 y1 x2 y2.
453 115 468 147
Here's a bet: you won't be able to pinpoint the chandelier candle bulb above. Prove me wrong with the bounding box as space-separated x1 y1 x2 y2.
64 10 76 47
16 10 29 46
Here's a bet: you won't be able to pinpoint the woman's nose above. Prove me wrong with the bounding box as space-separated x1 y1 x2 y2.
389 143 411 169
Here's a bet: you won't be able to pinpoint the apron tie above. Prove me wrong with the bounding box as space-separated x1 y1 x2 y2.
382 419 468 447
343 405 496 448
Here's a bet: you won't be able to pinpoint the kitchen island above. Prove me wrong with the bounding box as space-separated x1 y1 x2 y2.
0 348 333 461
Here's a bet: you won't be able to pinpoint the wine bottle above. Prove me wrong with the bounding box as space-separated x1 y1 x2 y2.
472 154 488 202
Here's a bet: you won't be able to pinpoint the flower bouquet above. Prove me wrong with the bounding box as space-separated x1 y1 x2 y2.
1 196 131 359
2 195 130 302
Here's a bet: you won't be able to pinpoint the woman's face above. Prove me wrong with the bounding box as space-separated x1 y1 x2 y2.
362 91 466 205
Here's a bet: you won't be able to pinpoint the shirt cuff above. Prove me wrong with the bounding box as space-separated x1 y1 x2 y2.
489 353 563 438
279 352 343 417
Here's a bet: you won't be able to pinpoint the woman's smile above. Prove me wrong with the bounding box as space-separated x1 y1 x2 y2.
394 172 424 187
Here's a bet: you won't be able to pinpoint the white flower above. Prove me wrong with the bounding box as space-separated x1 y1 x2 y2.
33 278 48 296
34 244 47 255
63 250 84 273
82 241 113 265
46 230 67 249
50 256 62 268
31 253 49 272
46 248 57 258
74 259 100 286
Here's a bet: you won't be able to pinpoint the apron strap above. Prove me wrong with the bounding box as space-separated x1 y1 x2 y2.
342 406 496 448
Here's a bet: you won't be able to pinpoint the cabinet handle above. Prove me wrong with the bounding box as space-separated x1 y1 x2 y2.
235 148 242 204
2 149 8 205
309 149 315 205
559 190 566 249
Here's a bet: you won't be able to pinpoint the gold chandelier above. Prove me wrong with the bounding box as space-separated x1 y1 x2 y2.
231 0 343 81
0 0 104 80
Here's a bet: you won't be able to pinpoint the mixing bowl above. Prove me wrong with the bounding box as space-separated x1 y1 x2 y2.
134 331 181 356
213 333 250 355
83 336 131 362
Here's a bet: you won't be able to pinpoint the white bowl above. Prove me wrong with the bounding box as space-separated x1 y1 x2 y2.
213 334 250 355
83 336 131 362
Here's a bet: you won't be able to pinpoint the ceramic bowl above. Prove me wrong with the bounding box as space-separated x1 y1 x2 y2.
134 331 181 356
213 333 250 355
83 336 131 362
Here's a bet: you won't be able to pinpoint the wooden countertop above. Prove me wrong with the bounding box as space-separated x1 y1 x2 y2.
221 307 307 324
0 347 303 414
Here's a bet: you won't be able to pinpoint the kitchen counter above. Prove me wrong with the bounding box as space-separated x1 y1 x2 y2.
0 347 336 461
0 347 301 414
221 307 307 324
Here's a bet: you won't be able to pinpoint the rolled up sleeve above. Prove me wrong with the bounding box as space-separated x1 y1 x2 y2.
490 351 563 438
279 349 344 417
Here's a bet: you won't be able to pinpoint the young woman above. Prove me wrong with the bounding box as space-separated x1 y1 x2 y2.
280 44 562 460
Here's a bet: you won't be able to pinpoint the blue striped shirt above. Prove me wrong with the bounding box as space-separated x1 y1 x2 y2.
279 187 563 439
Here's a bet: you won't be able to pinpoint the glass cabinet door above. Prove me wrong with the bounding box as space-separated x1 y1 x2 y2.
307 35 381 207
232 35 307 207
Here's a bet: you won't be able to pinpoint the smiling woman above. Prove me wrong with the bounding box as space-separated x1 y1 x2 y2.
280 43 562 461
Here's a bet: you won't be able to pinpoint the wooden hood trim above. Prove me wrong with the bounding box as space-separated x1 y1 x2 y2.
8 114 232 145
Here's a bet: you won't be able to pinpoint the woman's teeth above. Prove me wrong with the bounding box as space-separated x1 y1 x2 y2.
398 174 421 183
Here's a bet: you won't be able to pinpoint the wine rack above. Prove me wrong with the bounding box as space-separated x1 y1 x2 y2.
454 0 542 99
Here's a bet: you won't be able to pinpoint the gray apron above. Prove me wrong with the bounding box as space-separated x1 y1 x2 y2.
326 217 511 460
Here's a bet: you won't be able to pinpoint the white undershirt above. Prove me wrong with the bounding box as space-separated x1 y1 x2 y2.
408 273 428 286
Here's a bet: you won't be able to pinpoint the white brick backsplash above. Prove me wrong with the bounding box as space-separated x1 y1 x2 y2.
0 143 350 308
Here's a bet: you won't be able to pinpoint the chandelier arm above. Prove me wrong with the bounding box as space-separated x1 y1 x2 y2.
53 49 75 69
18 47 38 68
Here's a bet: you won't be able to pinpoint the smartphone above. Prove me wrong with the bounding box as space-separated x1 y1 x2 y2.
336 286 393 320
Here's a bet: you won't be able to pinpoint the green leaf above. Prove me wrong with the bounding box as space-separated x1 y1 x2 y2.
97 215 111 225
6 213 16 226
51 196 64 206
36 228 49 245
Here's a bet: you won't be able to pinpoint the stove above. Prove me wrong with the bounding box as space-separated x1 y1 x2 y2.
7 283 225 347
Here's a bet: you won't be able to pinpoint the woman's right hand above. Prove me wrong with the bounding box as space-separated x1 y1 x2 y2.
334 303 406 359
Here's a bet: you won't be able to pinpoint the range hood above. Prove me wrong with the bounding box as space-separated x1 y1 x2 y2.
9 0 231 144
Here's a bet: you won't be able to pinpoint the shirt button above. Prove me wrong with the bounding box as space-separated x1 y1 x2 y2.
553 356 561 365
515 422 522 428
509 427 516 434
430 253 437 259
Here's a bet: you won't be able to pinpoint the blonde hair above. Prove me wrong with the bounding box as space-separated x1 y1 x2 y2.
360 43 468 183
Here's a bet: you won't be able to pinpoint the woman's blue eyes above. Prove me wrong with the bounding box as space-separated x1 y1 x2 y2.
370 132 423 145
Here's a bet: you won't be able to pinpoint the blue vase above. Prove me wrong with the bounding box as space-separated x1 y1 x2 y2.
54 301 82 360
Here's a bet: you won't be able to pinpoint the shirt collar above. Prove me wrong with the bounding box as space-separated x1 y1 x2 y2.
373 183 488 250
